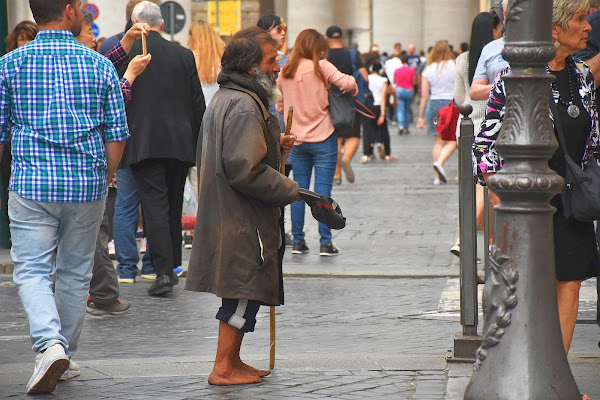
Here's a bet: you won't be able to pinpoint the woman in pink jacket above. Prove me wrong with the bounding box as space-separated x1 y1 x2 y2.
277 29 357 256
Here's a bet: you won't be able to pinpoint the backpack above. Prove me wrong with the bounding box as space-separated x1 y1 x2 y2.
350 50 374 110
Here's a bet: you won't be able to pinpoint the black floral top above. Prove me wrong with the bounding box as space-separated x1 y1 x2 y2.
472 56 600 184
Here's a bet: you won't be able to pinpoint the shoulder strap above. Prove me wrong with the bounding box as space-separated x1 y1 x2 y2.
548 93 573 162
350 49 357 73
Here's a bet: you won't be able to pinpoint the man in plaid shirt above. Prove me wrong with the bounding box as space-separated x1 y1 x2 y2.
0 0 129 394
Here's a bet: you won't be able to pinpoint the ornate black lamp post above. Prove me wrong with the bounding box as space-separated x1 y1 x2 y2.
464 0 580 398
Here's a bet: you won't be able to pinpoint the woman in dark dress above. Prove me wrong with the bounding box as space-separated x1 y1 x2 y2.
472 0 600 355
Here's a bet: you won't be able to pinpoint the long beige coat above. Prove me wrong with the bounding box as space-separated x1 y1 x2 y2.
184 71 299 306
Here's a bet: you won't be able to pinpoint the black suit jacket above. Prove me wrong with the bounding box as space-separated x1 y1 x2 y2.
119 31 205 167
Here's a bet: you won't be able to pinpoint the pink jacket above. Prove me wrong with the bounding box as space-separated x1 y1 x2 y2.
277 59 358 144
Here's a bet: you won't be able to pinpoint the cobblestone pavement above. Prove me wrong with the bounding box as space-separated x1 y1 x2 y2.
2 127 600 399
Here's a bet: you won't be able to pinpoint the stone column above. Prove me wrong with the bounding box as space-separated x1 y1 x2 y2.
463 0 581 397
284 0 335 48
7 1 33 30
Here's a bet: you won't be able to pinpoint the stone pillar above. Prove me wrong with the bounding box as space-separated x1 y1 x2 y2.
285 0 335 48
463 0 581 397
372 0 423 53
7 1 33 30
423 0 477 53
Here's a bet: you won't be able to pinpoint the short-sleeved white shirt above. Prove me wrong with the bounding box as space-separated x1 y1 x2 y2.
422 60 456 100
368 74 388 106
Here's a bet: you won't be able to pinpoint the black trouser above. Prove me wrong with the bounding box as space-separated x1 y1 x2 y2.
90 188 119 305
362 105 391 156
131 158 189 277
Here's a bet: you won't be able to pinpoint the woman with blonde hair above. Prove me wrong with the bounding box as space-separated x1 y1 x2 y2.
417 40 456 185
277 29 357 256
187 19 225 107
184 20 225 248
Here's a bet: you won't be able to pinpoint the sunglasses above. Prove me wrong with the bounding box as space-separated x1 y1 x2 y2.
271 25 287 34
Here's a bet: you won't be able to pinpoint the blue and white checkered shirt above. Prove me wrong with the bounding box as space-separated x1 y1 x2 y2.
0 30 129 203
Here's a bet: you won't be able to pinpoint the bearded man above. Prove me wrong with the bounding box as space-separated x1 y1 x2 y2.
185 26 300 385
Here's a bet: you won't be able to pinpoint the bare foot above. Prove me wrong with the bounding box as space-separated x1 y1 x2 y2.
208 368 262 386
237 360 271 377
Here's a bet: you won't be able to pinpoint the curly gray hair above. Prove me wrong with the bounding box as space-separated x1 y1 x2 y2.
553 0 590 29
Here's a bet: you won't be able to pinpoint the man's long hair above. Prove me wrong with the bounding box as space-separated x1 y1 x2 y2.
281 29 328 87
221 26 277 74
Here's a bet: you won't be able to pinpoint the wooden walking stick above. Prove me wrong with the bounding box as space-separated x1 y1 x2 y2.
270 106 293 369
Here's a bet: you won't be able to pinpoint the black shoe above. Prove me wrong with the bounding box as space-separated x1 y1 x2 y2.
292 240 309 254
319 243 339 256
285 233 293 248
148 275 173 296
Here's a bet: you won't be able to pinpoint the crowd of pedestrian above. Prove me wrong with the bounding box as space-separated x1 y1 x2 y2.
5 0 600 397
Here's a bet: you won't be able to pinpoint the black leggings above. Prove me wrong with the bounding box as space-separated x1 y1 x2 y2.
362 105 391 156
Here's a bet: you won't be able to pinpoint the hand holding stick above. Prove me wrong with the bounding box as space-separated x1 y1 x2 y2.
280 106 294 174
141 32 147 56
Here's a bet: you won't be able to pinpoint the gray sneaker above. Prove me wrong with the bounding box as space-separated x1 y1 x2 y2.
341 158 355 183
59 360 80 381
26 343 70 394
86 299 130 316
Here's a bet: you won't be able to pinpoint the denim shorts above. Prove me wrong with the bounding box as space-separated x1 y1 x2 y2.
426 99 452 135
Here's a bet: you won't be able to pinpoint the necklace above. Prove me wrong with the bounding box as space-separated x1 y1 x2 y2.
547 65 580 118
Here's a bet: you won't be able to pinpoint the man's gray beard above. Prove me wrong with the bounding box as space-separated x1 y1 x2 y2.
251 66 281 104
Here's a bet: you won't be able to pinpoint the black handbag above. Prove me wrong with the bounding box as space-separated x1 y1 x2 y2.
550 96 600 222
329 86 356 133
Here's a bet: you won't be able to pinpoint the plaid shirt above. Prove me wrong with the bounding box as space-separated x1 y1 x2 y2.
104 41 132 104
0 30 129 203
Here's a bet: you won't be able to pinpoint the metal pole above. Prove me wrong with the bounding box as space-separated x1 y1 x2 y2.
458 104 477 336
464 0 580 397
169 2 175 41
449 105 482 363
483 188 490 280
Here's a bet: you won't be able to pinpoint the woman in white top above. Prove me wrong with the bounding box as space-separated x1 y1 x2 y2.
417 41 456 185
361 62 398 162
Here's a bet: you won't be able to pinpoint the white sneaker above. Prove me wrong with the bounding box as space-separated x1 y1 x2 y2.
26 343 70 394
59 360 80 381
433 161 448 183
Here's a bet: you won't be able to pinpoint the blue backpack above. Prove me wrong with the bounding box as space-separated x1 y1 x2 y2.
350 50 374 109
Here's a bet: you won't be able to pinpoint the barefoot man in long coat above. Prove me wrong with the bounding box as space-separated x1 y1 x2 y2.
185 26 300 385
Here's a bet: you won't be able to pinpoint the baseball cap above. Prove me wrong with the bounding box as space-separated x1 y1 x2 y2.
299 189 346 230
326 26 343 39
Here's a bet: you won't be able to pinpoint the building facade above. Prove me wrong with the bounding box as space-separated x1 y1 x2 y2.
5 0 489 55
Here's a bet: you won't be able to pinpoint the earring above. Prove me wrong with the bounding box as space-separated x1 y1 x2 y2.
554 40 560 48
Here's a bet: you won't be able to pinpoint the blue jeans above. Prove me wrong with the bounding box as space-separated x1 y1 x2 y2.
395 87 414 129
114 168 153 279
291 134 337 245
426 99 451 135
10 192 105 357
